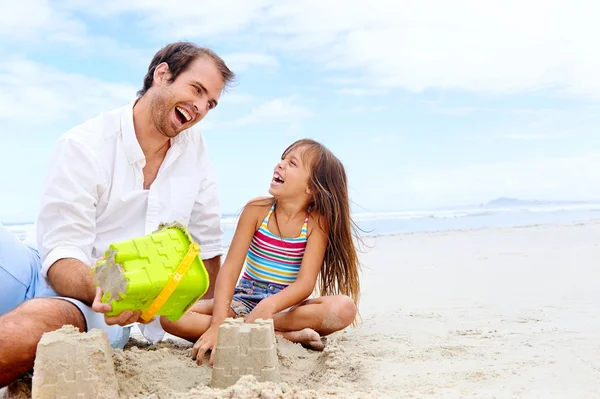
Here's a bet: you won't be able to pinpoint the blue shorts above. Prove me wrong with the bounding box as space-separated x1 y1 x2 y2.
0 223 130 348
230 277 287 317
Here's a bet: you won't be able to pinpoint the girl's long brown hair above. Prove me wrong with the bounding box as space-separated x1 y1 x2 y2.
282 139 362 307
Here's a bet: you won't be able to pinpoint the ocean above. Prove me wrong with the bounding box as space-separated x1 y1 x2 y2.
6 202 600 248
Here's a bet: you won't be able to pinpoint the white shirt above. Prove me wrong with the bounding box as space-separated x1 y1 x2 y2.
37 102 224 278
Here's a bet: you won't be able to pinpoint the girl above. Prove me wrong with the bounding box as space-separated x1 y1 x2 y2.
161 138 361 365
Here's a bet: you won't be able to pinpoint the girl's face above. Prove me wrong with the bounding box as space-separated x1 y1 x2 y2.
269 145 312 200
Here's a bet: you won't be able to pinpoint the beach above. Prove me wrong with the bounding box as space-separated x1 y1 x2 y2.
4 220 600 398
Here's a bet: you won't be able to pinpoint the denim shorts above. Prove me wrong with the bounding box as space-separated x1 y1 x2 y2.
0 223 130 349
230 277 287 317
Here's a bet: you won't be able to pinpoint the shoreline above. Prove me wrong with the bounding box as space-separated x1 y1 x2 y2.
361 216 600 238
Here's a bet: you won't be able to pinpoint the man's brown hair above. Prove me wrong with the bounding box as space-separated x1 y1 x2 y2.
137 41 235 97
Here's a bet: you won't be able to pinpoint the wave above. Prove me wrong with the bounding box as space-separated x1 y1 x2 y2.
352 203 600 222
7 202 600 243
522 203 600 213
352 209 502 222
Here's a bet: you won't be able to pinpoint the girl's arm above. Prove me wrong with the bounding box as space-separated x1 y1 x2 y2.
210 204 260 325
246 214 328 322
192 199 263 364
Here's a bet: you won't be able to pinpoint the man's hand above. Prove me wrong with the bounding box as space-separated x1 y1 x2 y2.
91 287 155 326
192 325 220 366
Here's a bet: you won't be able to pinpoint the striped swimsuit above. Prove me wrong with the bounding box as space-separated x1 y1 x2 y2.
231 202 309 316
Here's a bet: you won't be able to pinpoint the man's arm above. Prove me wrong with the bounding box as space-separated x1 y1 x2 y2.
47 258 97 306
37 137 103 304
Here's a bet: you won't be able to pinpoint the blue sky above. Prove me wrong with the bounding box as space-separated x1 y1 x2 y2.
1 0 600 223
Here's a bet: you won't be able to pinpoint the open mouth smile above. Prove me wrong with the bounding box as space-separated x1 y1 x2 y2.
175 105 193 125
271 171 284 186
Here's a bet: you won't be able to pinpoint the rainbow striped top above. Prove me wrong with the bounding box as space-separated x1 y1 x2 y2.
241 203 309 286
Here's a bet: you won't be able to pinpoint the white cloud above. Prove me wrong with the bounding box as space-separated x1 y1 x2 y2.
466 107 600 142
0 1 148 67
0 0 84 39
218 93 255 105
55 0 272 36
324 77 364 86
222 53 279 72
348 105 387 113
52 35 149 66
61 0 600 99
338 88 387 96
204 97 312 130
220 97 312 128
476 132 573 141
424 103 480 117
0 59 137 125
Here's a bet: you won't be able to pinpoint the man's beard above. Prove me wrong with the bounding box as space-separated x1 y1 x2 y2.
150 89 178 139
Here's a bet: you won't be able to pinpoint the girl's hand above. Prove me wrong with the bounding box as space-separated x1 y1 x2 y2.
192 325 220 366
245 302 274 324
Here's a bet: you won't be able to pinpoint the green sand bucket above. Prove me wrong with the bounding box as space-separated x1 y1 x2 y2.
91 222 210 322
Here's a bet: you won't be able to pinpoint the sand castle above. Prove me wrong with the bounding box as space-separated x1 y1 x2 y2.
31 325 119 399
210 318 280 389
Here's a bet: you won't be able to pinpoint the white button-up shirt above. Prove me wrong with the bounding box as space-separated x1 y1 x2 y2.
37 102 223 278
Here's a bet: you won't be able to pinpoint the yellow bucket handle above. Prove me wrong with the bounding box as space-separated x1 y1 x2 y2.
140 243 200 322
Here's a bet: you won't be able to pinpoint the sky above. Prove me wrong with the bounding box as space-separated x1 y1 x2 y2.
1 0 600 223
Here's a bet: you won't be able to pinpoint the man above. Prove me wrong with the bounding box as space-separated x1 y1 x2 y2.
0 42 235 386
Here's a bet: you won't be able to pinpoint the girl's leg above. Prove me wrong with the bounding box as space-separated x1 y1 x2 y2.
272 295 357 351
160 299 235 343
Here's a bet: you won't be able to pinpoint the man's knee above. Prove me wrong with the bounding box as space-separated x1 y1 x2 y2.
0 298 86 385
1 298 86 340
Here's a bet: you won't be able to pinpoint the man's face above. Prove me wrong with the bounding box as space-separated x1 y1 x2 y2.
150 57 224 138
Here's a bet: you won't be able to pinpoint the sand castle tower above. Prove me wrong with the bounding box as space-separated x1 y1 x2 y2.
31 325 119 399
210 318 280 388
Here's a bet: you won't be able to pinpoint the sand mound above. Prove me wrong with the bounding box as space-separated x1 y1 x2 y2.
111 333 376 398
3 326 382 398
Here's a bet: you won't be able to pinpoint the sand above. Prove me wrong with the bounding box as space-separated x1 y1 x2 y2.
3 220 600 398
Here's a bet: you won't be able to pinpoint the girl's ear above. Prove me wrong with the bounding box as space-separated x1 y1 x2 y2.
305 187 312 195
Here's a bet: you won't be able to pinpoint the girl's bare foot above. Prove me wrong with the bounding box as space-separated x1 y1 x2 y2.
277 328 325 351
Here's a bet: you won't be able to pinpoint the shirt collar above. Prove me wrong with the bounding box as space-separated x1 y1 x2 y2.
121 101 145 165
